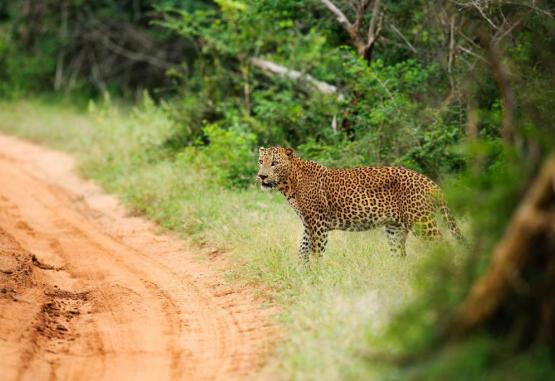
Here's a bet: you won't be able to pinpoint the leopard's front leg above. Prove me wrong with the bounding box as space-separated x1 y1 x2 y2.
304 223 329 259
298 229 311 263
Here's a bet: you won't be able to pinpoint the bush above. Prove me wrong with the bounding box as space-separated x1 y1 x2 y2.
179 121 257 188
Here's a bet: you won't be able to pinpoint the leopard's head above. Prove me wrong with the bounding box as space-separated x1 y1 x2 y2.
257 146 295 190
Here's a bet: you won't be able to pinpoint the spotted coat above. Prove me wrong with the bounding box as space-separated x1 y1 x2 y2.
257 147 463 261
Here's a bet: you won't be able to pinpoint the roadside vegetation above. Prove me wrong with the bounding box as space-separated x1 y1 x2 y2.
1 1 554 380
0 98 447 379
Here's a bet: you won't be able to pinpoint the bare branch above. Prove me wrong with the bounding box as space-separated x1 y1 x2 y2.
493 15 525 43
471 0 500 29
331 113 338 132
93 32 175 70
354 0 371 30
504 1 553 18
250 57 343 99
448 15 456 73
320 0 384 60
457 29 482 50
390 24 417 53
250 57 344 133
366 0 382 47
320 0 359 44
346 0 359 13
458 45 487 63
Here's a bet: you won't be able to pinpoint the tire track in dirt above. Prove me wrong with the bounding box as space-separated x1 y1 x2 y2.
0 135 275 381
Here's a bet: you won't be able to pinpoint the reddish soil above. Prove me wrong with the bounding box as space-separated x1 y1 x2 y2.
0 135 274 381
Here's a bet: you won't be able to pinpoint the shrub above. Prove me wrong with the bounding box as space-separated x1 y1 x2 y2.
178 122 257 188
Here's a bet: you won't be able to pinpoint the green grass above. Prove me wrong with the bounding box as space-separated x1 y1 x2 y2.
0 99 95 151
4 98 547 381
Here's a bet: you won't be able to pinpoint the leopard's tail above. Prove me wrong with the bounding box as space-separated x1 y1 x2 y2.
440 201 464 241
434 190 464 242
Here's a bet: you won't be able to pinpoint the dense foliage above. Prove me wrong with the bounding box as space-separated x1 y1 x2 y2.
158 0 553 183
2 1 553 180
160 0 467 179
0 0 553 184
0 0 206 97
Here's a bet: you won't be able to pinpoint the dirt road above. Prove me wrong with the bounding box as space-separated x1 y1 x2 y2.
0 135 274 381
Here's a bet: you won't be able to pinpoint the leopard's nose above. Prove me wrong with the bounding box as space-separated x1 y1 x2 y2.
258 174 268 180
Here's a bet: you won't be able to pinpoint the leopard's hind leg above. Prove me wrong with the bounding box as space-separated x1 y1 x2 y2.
411 217 443 241
384 224 409 257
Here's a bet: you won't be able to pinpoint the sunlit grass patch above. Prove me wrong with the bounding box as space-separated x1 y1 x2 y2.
0 100 94 151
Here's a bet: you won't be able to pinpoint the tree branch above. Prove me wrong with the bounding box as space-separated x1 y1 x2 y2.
321 0 384 61
250 57 343 99
320 0 360 44
250 57 344 133
390 24 417 53
354 0 370 30
448 15 456 73
92 31 175 70
366 0 382 48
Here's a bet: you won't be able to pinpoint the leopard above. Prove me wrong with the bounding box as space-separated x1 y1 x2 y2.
257 146 463 261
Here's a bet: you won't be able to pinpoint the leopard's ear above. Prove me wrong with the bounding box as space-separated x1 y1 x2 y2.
285 147 294 157
259 147 265 153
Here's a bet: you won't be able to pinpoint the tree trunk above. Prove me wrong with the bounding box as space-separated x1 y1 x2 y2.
448 155 555 347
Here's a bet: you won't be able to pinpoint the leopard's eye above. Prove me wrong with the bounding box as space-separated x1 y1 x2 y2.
258 159 263 165
271 161 278 166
